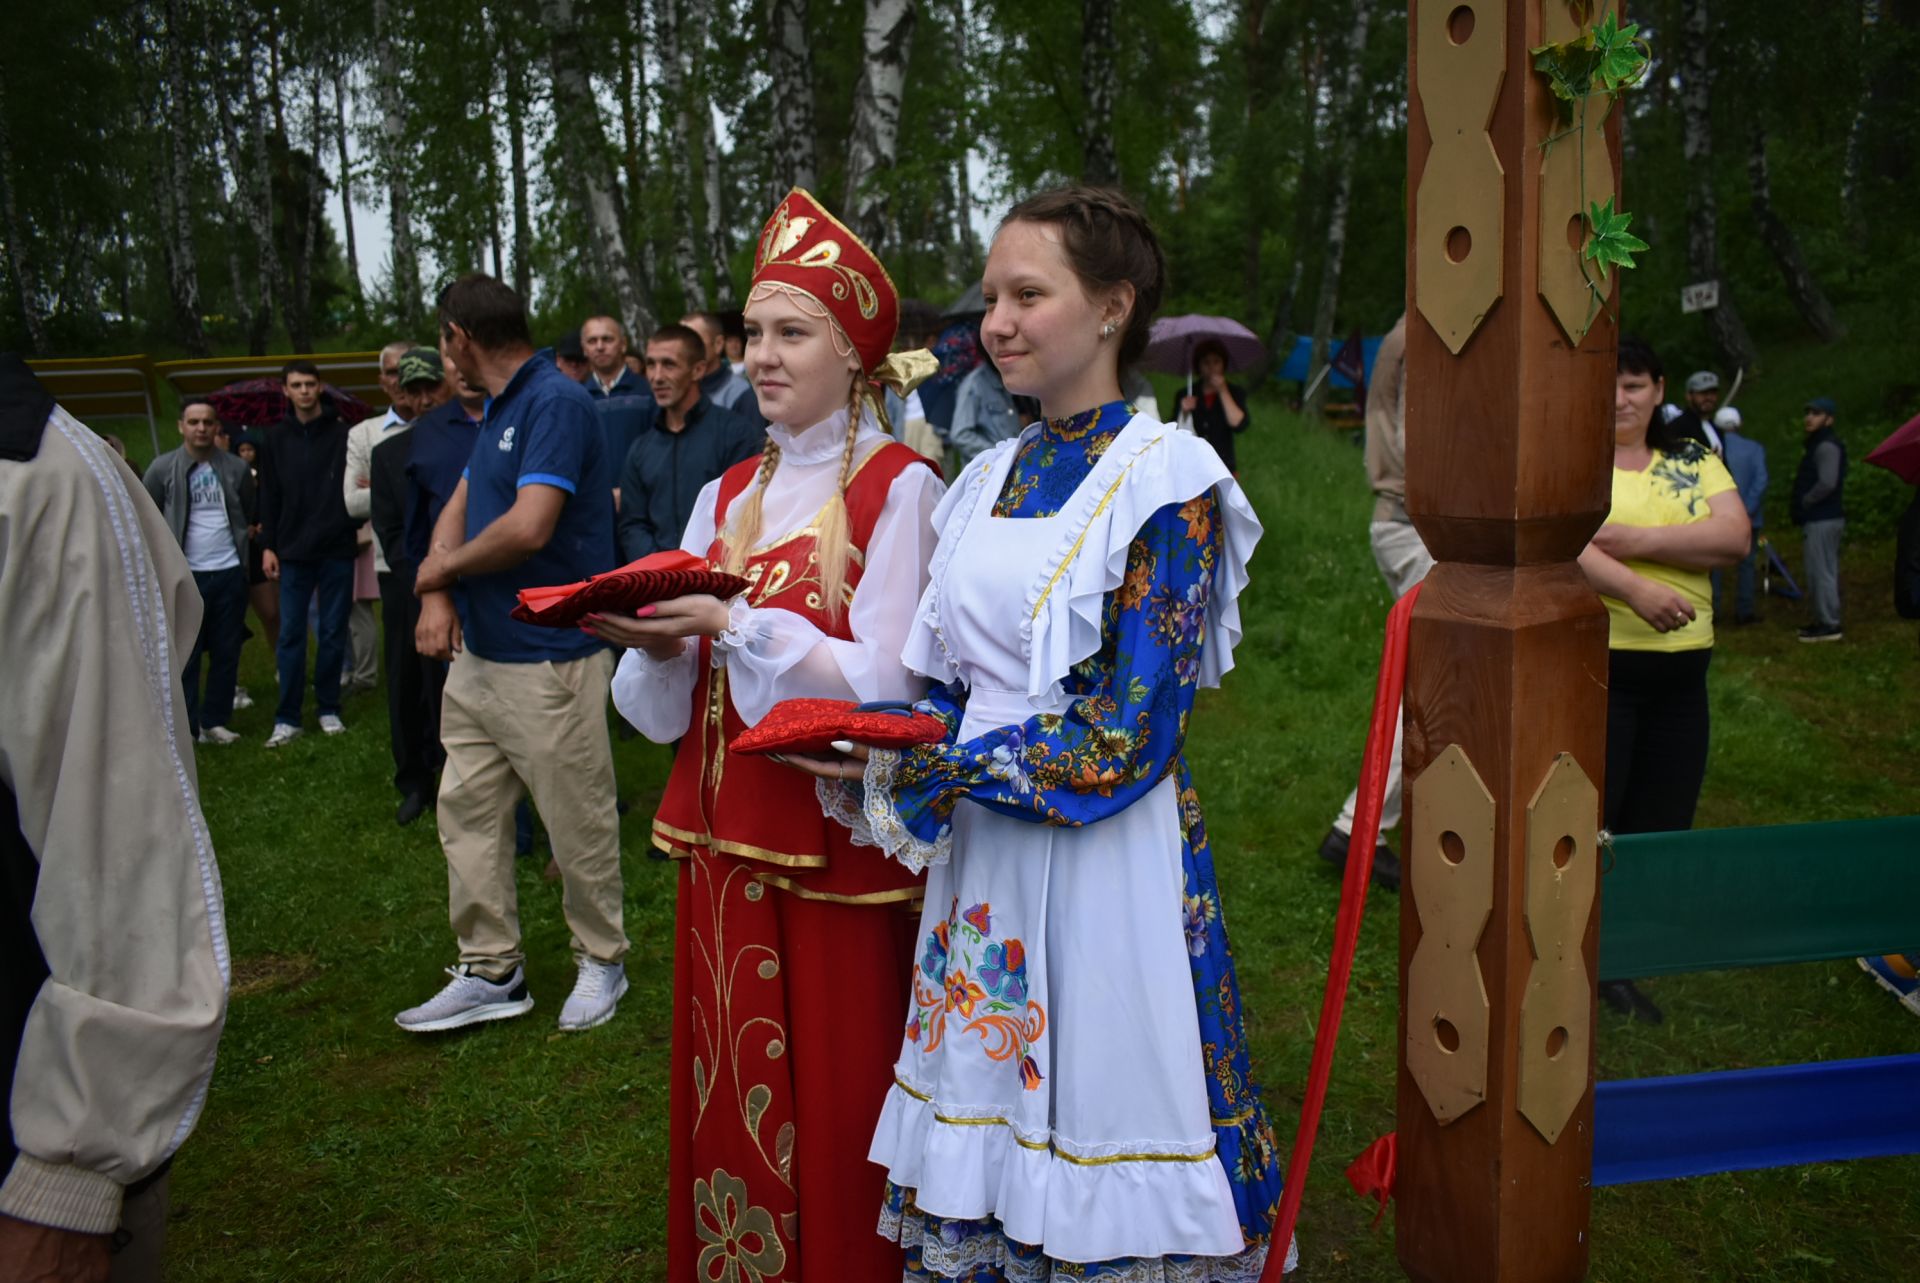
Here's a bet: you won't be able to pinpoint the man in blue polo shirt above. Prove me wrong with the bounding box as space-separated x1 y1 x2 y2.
395 273 629 1036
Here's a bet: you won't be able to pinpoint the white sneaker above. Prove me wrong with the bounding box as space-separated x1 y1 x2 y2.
197 726 241 745
558 959 628 1031
232 686 254 710
264 723 303 748
395 964 534 1033
319 713 346 735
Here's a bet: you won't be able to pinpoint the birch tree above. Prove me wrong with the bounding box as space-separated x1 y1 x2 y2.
158 0 209 355
0 61 48 354
540 0 653 334
1678 0 1757 371
1305 0 1372 414
844 0 917 246
1079 0 1118 183
768 0 819 193
373 0 421 321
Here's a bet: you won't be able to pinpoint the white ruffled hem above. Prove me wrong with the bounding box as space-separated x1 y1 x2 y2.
859 748 952 872
870 1079 1254 1265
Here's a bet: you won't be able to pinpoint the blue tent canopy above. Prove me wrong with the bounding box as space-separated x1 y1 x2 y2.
1273 335 1385 390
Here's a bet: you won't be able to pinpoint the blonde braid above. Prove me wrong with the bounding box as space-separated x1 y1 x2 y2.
811 376 866 621
720 439 783 575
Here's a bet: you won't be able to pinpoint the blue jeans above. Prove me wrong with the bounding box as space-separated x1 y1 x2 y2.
185 566 249 734
275 557 354 725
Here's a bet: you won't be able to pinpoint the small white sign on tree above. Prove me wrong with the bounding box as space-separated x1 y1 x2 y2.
1680 280 1721 314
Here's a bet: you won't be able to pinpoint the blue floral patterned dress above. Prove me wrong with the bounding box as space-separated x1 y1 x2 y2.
852 403 1291 1280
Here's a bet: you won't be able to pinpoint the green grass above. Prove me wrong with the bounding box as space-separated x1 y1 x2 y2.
166 401 1920 1281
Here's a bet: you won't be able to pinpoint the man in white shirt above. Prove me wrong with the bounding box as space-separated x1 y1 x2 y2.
142 398 256 743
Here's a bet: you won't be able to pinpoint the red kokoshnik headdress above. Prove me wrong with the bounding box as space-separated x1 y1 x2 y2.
752 189 933 394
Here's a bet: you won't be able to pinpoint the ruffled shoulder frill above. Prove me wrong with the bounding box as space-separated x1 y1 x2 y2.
1020 413 1262 704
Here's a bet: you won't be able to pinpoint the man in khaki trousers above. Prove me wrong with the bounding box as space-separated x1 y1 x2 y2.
395 274 629 1035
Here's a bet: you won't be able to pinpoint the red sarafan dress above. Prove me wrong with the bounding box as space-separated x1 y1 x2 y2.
612 412 945 1283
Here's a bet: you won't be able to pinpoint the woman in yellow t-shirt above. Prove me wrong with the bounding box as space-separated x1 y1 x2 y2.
1578 336 1750 1023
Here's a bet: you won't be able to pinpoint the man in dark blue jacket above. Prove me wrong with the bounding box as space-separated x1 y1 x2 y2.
616 323 764 561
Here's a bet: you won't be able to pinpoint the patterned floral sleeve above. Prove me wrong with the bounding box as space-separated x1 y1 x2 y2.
883 493 1222 846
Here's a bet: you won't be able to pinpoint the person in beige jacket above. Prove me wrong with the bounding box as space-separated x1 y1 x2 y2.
0 354 229 1281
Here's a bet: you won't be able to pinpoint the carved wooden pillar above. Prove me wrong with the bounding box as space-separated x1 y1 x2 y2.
1397 2 1618 1281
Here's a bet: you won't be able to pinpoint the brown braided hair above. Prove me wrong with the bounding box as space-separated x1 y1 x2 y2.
1001 185 1166 370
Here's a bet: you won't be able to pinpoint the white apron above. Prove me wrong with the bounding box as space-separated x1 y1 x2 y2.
867 415 1265 1266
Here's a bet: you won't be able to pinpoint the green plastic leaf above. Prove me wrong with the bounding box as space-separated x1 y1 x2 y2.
1584 197 1649 271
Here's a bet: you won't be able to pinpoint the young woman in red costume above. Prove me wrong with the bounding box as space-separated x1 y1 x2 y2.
594 190 944 1282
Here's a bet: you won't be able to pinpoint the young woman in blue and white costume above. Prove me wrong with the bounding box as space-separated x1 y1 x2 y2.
795 186 1293 1279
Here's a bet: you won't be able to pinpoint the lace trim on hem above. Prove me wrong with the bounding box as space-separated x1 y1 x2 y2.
862 748 951 873
877 1200 1294 1281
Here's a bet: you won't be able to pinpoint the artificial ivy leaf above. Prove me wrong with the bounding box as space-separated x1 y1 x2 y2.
1584 197 1649 271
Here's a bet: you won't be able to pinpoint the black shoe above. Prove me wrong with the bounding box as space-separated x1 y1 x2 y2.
1318 827 1401 894
396 792 430 827
1599 980 1664 1023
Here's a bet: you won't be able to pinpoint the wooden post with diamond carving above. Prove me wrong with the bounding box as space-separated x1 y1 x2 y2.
1395 1 1618 1280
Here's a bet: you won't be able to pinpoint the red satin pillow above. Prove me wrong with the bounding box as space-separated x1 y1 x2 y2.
730 698 950 756
510 550 750 628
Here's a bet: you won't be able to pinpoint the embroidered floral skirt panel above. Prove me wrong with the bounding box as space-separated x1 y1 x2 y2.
668 849 915 1283
869 685 1270 1275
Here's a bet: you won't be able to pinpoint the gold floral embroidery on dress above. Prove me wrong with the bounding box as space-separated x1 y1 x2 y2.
694 1168 788 1283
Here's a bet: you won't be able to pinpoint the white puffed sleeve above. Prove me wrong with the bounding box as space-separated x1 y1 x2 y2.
717 462 946 726
608 477 725 742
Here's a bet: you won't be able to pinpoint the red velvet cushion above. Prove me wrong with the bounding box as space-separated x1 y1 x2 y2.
509 550 750 628
730 698 950 756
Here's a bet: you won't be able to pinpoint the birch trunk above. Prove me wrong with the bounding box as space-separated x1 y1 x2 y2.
0 62 48 354
844 0 917 246
1747 120 1843 343
1679 0 1757 371
286 72 325 352
1305 0 1372 414
1080 0 1118 184
689 3 730 298
541 0 653 335
240 24 279 353
768 0 819 193
502 27 534 300
333 61 360 301
160 0 210 355
373 0 421 321
652 0 705 306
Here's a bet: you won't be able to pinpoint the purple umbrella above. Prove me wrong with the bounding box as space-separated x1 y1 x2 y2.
1140 315 1267 376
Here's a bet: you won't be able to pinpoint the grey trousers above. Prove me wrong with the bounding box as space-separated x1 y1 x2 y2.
1803 519 1844 628
1334 520 1435 836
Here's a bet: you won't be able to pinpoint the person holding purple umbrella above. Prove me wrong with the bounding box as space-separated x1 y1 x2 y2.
1180 338 1251 472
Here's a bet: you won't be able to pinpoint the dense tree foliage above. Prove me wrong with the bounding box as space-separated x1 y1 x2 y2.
2 0 1916 397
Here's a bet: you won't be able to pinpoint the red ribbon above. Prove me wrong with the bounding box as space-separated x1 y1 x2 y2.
1259 580 1423 1279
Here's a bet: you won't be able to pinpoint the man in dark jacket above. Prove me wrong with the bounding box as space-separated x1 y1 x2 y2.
616 324 764 561
257 359 359 744
371 349 452 826
142 397 256 742
1790 395 1848 642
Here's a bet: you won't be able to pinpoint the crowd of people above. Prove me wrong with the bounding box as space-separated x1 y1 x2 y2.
3 171 1911 1282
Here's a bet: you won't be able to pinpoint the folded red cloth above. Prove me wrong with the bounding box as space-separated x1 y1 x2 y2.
509 550 750 628
730 698 950 756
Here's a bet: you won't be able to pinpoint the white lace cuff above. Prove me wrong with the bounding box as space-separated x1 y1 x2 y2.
815 777 876 846
860 748 952 874
711 595 759 664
